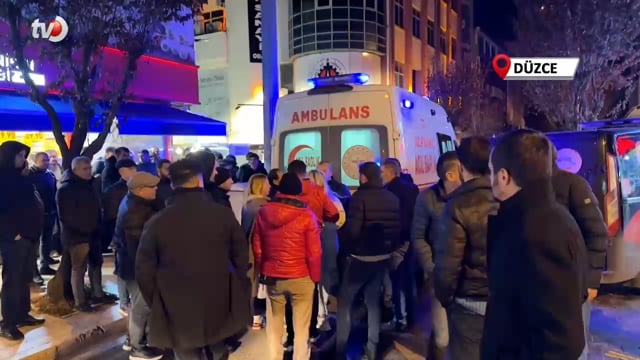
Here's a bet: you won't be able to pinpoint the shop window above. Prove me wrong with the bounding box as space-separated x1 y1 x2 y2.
437 133 454 154
283 131 322 169
394 61 405 88
394 0 404 28
427 19 435 47
340 128 382 187
412 9 421 38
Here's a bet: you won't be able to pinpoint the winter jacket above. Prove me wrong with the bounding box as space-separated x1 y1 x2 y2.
412 181 450 274
433 176 498 306
114 193 157 280
136 187 250 349
103 179 128 222
154 177 172 210
28 166 57 214
241 196 269 236
482 180 586 360
205 183 232 208
328 178 351 209
344 181 402 257
552 168 607 289
236 163 267 183
300 179 339 225
56 170 102 247
0 141 43 241
137 162 157 176
252 195 322 282
101 156 119 191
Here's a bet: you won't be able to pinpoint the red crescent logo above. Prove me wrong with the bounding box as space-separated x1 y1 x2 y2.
288 145 312 164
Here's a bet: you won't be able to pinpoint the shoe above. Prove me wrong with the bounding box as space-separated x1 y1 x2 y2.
75 303 94 313
32 275 45 285
129 346 163 360
251 315 263 330
395 320 408 332
0 326 24 341
225 339 241 353
39 267 57 276
44 256 60 265
91 293 119 305
17 315 45 327
282 339 293 352
122 335 132 351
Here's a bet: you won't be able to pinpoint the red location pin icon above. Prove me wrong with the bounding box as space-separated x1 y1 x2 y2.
492 54 511 80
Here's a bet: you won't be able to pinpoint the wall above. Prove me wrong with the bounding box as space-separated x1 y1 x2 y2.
292 51 382 92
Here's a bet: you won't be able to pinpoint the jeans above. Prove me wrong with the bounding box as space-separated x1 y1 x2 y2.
69 242 105 306
447 302 484 360
579 301 592 360
117 276 130 308
430 289 449 349
0 238 33 326
336 257 387 359
266 276 315 360
390 259 416 325
173 342 229 360
125 280 150 350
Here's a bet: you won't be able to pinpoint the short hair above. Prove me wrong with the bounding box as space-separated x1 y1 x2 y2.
169 158 203 187
491 129 552 186
187 150 216 183
157 159 171 168
34 152 48 161
105 147 116 154
246 152 259 160
71 156 91 169
457 136 490 176
359 161 382 184
115 147 130 156
287 160 307 175
436 151 459 180
381 158 401 176
318 161 331 168
268 168 282 186
141 149 150 155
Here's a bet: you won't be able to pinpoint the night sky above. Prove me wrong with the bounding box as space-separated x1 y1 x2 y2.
475 0 517 43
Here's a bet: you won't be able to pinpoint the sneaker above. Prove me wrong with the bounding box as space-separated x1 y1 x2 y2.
129 346 163 360
122 335 132 351
44 256 60 265
251 315 263 330
32 275 44 286
283 339 293 352
75 303 94 313
39 267 57 276
91 293 119 305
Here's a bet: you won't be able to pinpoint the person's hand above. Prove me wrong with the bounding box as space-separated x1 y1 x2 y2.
14 234 21 241
390 253 403 270
587 288 598 302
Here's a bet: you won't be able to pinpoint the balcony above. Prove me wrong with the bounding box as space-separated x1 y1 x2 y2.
194 9 226 36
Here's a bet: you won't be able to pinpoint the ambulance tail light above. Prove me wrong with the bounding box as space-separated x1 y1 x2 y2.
307 73 370 88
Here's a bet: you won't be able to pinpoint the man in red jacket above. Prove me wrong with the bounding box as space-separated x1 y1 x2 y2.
252 173 322 360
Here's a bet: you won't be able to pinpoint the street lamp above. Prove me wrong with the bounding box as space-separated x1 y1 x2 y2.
234 103 263 110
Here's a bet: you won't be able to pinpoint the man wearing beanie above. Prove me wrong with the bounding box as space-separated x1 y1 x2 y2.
336 162 401 360
206 166 233 208
114 172 163 359
252 173 321 360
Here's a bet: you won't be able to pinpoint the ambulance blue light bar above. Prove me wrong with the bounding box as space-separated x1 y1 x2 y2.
401 99 414 109
307 73 370 88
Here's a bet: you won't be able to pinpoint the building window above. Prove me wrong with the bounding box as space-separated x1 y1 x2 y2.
440 35 447 55
316 0 331 7
394 62 405 88
451 36 457 59
427 20 435 47
451 0 458 12
411 70 418 93
395 0 404 28
195 9 226 35
412 9 421 38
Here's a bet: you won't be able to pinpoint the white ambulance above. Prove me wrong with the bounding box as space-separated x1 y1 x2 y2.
272 73 456 189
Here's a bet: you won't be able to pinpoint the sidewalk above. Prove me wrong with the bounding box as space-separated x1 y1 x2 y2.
0 257 127 360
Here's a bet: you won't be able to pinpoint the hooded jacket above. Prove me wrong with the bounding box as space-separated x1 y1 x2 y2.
0 141 43 240
29 165 58 214
251 195 322 282
300 179 339 225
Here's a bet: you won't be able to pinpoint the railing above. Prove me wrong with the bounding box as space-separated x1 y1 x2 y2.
194 9 226 36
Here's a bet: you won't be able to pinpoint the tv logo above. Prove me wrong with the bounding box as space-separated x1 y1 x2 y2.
31 16 69 43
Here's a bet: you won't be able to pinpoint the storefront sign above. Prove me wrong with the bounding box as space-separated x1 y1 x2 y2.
0 131 16 142
191 69 229 121
291 105 371 123
311 58 346 78
247 0 262 63
0 54 45 86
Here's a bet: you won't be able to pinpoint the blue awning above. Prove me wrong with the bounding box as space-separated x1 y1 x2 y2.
0 94 226 136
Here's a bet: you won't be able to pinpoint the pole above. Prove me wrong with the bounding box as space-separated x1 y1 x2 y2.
261 0 279 170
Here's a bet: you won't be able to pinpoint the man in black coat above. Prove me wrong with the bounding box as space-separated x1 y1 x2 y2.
381 158 419 330
236 152 267 183
336 162 401 360
102 158 138 253
412 151 462 360
136 158 250 359
57 156 115 312
28 152 60 278
433 136 497 360
154 159 172 210
113 172 161 359
318 161 351 208
101 146 130 191
483 129 587 360
0 141 45 340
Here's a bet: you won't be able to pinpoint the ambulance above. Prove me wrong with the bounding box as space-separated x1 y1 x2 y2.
272 73 456 189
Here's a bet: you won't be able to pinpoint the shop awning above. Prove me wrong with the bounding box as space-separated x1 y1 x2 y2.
0 94 226 136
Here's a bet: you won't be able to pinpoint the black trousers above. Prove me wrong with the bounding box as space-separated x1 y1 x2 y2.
39 213 56 265
285 284 319 342
1 238 34 326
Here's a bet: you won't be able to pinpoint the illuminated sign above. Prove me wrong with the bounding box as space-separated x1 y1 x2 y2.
291 105 370 124
0 54 46 86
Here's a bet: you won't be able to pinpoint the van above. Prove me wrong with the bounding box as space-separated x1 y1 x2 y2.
546 119 640 286
272 73 456 189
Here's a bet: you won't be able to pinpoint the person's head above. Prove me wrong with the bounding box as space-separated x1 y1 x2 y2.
246 173 270 198
213 166 233 191
115 147 130 161
287 160 307 179
157 159 171 179
436 151 462 190
246 152 260 169
225 154 237 166
490 129 552 201
359 161 382 186
187 150 217 183
278 172 303 196
105 147 116 159
0 141 30 169
116 158 137 181
456 136 491 181
268 168 283 186
317 161 332 180
33 152 50 170
308 170 328 194
127 172 159 200
169 158 204 189
71 156 92 180
140 149 151 163
381 158 402 184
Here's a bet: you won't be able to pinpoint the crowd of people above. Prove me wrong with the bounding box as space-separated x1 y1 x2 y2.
0 128 607 360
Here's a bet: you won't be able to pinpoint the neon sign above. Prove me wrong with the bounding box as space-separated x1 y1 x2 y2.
0 54 46 86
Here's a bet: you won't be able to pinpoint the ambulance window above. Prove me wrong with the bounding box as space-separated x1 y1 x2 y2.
616 134 640 198
283 130 323 169
340 128 382 187
437 133 454 154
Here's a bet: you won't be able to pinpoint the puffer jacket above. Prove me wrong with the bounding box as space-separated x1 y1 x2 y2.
300 179 339 225
412 181 450 273
433 176 498 306
252 195 322 282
